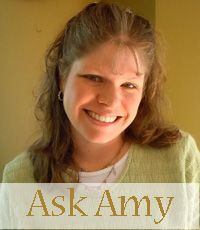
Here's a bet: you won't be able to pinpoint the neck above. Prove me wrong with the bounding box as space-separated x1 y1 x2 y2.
72 135 127 172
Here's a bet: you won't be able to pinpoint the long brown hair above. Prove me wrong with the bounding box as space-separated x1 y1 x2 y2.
29 1 181 182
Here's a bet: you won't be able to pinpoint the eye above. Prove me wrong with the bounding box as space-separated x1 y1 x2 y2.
122 82 137 89
84 74 102 82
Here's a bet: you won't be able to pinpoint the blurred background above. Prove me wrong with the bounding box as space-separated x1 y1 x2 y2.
0 0 200 181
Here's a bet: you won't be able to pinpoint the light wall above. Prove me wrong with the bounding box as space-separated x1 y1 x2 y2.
156 0 200 147
109 0 155 24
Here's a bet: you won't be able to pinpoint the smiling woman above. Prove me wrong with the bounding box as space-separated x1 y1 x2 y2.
2 1 200 189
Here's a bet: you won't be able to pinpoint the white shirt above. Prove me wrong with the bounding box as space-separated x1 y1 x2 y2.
79 151 129 183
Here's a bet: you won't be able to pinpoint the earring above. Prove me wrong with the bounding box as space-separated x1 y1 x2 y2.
58 91 63 101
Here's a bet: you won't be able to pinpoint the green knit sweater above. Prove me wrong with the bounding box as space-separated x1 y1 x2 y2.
2 132 200 183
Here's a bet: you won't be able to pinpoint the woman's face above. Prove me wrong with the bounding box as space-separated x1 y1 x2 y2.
61 42 145 144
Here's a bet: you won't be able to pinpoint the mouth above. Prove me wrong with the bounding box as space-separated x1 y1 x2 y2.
84 110 121 124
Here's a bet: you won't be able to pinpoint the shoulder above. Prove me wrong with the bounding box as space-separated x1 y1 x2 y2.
172 130 199 152
126 131 200 182
167 131 200 167
177 131 200 182
2 151 35 183
134 131 199 160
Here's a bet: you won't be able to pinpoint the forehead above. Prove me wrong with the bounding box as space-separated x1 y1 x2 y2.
74 41 145 77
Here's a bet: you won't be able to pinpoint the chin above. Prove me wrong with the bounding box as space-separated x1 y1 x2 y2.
83 133 118 144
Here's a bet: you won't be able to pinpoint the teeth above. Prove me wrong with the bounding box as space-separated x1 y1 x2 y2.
87 110 117 123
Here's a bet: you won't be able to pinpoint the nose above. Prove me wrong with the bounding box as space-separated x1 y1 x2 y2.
97 84 121 107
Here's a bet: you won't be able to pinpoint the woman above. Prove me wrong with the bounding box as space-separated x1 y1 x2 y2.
2 1 200 185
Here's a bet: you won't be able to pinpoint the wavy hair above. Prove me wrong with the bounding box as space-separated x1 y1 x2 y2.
29 1 181 182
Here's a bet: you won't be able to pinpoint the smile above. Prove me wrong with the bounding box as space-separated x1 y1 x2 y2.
86 110 118 123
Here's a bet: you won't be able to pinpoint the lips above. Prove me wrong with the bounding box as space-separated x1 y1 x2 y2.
85 110 119 123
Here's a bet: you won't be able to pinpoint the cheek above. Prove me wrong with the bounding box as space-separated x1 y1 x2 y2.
72 85 94 105
63 82 95 114
123 93 142 116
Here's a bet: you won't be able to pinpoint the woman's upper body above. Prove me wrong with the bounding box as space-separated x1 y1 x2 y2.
2 132 200 184
16 2 185 183
2 2 199 184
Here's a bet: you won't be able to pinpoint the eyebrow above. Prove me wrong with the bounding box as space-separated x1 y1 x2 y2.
78 73 102 78
78 72 144 79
